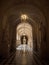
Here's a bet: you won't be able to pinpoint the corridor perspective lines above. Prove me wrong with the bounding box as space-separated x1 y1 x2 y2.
3 50 47 65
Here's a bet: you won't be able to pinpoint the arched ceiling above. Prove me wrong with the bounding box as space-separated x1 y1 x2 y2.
5 5 46 25
17 23 32 38
17 22 32 31
1 0 48 29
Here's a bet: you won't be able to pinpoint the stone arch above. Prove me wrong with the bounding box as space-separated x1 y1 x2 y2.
16 22 33 49
1 4 47 58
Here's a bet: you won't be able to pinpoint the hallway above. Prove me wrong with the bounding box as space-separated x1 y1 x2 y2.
0 0 49 65
0 50 47 65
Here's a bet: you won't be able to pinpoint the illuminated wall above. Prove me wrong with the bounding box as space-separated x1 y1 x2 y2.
16 22 33 48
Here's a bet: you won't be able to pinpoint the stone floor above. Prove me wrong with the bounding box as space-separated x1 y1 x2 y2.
2 50 48 65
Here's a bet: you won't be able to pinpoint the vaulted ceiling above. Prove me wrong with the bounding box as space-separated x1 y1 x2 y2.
0 0 49 29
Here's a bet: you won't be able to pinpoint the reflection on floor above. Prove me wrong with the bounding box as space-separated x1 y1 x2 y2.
0 45 48 65
12 50 34 65
2 50 47 65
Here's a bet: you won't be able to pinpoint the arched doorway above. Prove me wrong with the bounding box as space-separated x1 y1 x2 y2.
16 22 33 51
21 35 28 44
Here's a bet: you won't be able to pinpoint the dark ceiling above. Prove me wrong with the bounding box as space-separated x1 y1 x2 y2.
0 0 49 28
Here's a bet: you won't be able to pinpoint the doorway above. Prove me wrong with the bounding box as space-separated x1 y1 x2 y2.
16 22 33 51
21 35 28 44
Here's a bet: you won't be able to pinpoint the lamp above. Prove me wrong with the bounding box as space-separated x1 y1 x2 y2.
21 14 28 21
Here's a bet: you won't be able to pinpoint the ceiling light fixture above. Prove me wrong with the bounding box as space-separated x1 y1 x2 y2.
21 14 28 21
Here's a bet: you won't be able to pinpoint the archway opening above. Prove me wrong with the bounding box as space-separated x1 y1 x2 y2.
16 22 33 52
21 35 28 44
